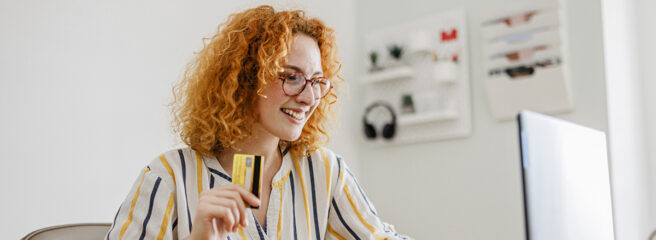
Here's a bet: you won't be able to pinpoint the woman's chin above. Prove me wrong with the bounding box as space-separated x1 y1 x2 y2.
279 131 302 142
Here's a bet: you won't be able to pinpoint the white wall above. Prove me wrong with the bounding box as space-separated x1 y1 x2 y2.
637 0 656 234
0 1 356 239
353 0 611 239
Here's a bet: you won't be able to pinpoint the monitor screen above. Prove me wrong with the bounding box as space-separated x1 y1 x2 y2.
518 110 614 240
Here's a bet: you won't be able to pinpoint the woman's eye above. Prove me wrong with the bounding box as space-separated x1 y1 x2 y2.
315 78 329 85
287 74 304 82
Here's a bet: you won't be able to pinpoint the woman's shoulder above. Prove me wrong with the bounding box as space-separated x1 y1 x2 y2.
156 147 201 163
306 147 345 170
143 147 202 186
149 147 196 167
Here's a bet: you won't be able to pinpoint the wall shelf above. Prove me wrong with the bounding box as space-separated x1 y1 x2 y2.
398 110 458 126
361 66 413 84
362 8 472 145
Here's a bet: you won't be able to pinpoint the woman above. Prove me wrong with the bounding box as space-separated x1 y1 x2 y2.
106 5 409 240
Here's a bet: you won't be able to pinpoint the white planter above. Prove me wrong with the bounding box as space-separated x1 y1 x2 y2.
433 61 458 84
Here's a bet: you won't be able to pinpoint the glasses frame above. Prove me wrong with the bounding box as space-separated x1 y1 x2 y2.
278 72 333 99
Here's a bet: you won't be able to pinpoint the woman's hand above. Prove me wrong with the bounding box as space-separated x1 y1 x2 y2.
186 184 260 240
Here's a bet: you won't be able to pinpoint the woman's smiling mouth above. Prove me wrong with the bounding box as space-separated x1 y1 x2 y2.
281 108 304 120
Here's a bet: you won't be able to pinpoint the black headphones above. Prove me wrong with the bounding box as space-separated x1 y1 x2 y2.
363 101 396 139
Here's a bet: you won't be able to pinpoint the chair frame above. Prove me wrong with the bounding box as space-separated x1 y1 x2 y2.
22 223 112 240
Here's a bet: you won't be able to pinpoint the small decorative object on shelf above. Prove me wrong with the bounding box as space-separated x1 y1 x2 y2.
401 94 415 114
387 44 404 67
441 28 458 42
369 51 383 72
408 31 432 54
433 54 459 84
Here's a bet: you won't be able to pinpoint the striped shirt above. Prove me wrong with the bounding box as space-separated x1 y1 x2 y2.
105 147 410 240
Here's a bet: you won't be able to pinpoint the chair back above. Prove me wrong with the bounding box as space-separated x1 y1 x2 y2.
22 223 112 240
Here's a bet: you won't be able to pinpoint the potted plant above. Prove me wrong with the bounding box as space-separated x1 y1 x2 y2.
369 51 383 72
387 44 404 67
401 94 415 114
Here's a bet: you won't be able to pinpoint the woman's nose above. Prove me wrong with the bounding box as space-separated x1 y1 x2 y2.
295 82 317 105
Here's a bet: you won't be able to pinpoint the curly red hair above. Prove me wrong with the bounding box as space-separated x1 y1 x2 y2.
171 5 342 157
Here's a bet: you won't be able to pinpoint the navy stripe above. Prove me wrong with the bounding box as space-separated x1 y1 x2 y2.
210 174 215 188
336 156 342 187
263 219 267 234
106 206 121 240
290 172 298 240
179 150 193 232
307 156 321 240
282 146 290 157
172 218 178 231
346 168 377 215
139 177 162 240
382 222 401 237
332 199 360 240
207 167 232 182
253 214 266 240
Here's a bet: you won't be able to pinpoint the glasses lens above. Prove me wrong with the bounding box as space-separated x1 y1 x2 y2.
312 78 331 97
281 73 332 98
283 73 305 95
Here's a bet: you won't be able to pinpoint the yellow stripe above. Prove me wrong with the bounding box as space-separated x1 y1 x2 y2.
118 168 150 240
327 224 346 240
159 155 176 185
343 184 384 240
338 168 345 190
272 170 291 187
320 148 331 198
277 184 284 240
292 153 313 240
157 193 175 240
195 151 203 196
272 170 292 239
238 226 246 239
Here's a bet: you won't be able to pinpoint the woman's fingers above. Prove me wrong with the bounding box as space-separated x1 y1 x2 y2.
204 204 235 232
207 184 260 225
211 192 246 228
191 185 260 240
192 184 261 238
231 184 261 207
199 194 240 232
204 185 258 227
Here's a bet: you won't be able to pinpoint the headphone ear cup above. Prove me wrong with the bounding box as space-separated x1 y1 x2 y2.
382 123 396 139
364 123 377 139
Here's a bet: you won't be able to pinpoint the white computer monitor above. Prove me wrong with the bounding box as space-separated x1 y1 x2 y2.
517 110 615 240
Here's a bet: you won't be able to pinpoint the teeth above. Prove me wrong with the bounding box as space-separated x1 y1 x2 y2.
282 108 303 120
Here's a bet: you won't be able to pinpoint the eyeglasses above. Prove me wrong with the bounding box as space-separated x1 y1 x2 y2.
278 72 333 99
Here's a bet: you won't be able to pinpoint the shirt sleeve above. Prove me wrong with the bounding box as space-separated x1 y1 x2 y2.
106 165 178 240
326 156 412 240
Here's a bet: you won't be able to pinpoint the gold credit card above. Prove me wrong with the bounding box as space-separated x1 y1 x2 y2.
232 154 263 208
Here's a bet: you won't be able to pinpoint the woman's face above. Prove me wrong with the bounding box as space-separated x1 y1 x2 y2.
255 33 324 141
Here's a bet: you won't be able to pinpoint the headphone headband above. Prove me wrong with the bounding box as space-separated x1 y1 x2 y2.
364 101 396 122
363 101 397 140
